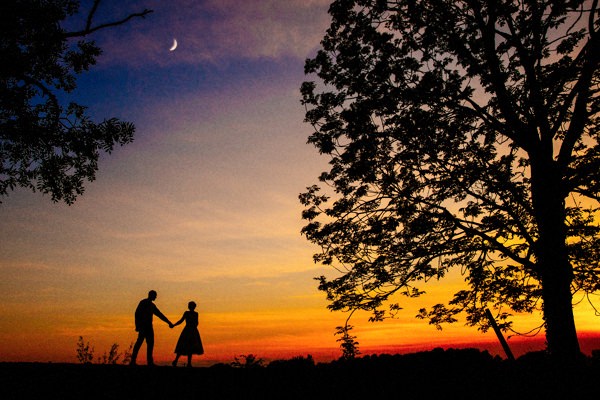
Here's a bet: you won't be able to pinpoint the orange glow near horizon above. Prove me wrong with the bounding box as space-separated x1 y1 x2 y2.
2 280 599 365
2 313 599 366
2 207 599 366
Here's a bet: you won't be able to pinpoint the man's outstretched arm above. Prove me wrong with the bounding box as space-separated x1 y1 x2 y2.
153 307 173 327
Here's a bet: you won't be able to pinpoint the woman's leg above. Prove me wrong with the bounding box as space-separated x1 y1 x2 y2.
187 354 193 367
172 353 180 366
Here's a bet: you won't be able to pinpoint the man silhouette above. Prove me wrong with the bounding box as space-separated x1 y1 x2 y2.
130 290 173 366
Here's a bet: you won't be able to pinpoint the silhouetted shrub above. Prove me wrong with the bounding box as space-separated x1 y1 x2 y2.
76 336 94 364
231 354 265 368
335 325 360 360
76 337 132 365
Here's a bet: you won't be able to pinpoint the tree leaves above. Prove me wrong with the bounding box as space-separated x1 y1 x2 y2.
300 0 599 341
0 0 150 204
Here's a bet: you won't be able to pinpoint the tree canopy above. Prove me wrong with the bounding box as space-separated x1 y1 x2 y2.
0 0 152 204
300 0 599 360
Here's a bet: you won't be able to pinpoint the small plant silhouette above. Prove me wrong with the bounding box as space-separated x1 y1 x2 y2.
76 336 95 364
99 343 127 364
231 354 265 368
121 342 133 365
335 324 360 360
76 336 133 365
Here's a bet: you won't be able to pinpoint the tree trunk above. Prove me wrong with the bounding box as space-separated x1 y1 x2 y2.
531 158 581 361
541 262 580 361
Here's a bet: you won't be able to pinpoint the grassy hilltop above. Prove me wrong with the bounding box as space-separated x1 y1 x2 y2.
2 348 600 399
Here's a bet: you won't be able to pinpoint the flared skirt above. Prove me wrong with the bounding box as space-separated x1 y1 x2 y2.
174 326 204 355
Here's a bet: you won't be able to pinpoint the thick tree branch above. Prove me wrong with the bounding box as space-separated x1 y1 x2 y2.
589 0 598 36
86 0 101 32
443 209 537 272
469 1 535 152
557 33 600 169
504 8 553 145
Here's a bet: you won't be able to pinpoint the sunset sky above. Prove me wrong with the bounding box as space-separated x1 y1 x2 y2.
1 0 599 366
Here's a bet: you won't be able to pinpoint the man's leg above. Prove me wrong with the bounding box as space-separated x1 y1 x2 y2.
146 329 155 365
130 332 145 365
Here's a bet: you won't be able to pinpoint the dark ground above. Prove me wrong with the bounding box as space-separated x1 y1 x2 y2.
2 348 599 399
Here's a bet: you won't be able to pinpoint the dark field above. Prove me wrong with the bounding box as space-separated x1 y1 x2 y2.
2 348 599 399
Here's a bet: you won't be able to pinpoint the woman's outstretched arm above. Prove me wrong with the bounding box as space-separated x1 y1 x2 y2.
173 313 186 327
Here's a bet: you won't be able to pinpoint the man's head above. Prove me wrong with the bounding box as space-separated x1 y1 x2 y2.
148 290 157 301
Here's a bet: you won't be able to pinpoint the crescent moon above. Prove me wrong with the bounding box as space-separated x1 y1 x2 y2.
169 38 178 51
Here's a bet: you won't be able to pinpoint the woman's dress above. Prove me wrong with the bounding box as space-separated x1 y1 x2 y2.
174 311 204 355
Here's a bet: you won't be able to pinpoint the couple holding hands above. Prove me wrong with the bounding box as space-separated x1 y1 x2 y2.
130 290 204 367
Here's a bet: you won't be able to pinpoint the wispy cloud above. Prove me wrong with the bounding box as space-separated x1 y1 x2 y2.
89 0 331 67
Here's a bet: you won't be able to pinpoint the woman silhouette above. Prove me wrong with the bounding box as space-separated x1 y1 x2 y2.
171 301 204 367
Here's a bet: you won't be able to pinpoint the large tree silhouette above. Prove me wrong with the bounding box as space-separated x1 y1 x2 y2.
0 0 152 204
300 0 599 361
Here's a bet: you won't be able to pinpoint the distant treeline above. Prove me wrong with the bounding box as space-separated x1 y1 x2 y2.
3 348 600 399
